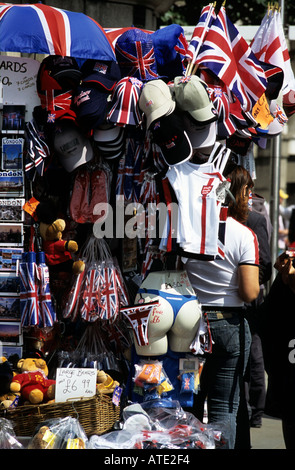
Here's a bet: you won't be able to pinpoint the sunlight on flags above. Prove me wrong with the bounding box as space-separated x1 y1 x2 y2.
194 5 267 113
185 3 216 76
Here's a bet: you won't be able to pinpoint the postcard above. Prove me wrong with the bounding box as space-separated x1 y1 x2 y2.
1 344 22 360
0 170 24 196
2 105 25 134
0 272 20 295
0 296 20 322
1 137 23 170
0 247 23 271
0 198 25 222
0 321 22 345
0 223 23 247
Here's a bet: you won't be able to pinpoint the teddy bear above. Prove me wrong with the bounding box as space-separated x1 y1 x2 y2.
35 200 85 275
96 370 119 394
0 392 20 409
10 357 56 405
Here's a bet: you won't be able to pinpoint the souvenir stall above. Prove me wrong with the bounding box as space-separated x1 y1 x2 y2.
0 1 293 449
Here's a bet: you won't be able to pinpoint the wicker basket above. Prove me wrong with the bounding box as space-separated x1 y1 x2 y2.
0 393 120 437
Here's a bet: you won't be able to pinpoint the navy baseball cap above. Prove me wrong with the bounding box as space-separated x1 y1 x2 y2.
80 59 121 92
72 84 109 131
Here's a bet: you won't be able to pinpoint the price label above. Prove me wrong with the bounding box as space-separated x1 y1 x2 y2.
55 368 97 403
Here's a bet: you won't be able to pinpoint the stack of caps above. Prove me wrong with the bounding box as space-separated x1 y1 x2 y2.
93 125 125 160
72 59 121 132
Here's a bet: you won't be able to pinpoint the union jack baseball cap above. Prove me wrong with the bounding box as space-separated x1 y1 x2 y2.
173 75 218 125
150 112 192 166
139 79 175 129
115 28 160 82
107 76 143 127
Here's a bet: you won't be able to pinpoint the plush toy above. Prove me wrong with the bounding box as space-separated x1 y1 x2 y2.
0 392 20 409
96 370 119 394
35 201 85 275
10 357 56 405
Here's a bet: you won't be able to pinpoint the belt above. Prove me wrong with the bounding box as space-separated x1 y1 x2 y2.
203 307 244 320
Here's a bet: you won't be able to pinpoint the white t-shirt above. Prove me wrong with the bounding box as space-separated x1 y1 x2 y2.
167 160 225 256
183 216 259 307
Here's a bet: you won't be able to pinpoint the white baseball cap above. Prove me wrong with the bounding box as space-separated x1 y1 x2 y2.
139 79 175 129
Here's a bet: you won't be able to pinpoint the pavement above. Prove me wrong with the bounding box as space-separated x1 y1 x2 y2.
250 414 285 449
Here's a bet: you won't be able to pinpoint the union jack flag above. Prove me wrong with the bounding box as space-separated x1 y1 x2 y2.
25 120 50 178
251 9 295 117
195 6 267 112
186 4 216 64
39 89 76 122
19 253 40 327
62 271 85 321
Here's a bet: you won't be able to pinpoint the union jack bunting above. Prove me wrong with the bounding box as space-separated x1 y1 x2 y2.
195 6 267 112
19 252 40 327
186 4 216 64
99 265 120 322
120 301 159 347
0 3 115 60
80 266 102 322
62 271 85 321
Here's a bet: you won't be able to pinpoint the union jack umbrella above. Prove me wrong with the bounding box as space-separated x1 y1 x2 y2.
36 251 56 327
19 252 40 327
24 119 50 180
0 3 115 61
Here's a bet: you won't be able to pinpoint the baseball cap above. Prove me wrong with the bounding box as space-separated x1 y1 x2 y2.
107 76 143 126
80 59 121 92
183 114 217 149
173 75 218 125
72 84 109 131
53 121 93 172
93 125 125 160
150 112 192 166
280 189 289 199
139 79 175 129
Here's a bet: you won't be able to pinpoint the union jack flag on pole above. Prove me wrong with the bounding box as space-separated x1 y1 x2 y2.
251 7 295 117
185 3 216 75
195 6 267 112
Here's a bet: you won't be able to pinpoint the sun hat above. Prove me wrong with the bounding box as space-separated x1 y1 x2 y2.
173 75 218 124
115 28 159 82
53 121 93 172
139 79 175 129
150 112 192 166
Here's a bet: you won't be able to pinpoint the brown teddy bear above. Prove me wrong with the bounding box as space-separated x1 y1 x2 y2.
96 370 119 394
38 218 85 275
10 357 56 405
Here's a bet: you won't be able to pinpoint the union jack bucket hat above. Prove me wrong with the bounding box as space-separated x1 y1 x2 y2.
115 28 160 82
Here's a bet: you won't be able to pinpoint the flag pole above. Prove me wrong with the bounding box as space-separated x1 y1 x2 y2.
270 0 284 283
185 2 216 76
